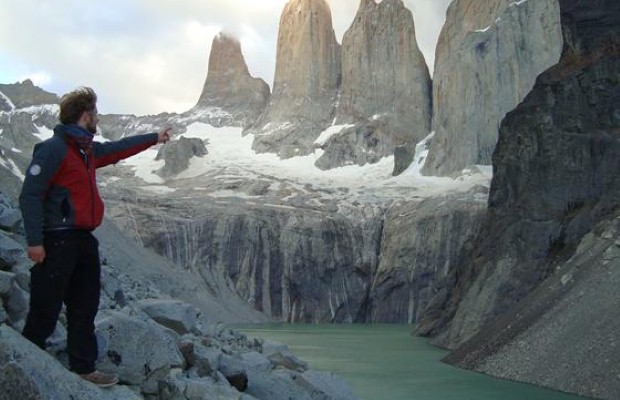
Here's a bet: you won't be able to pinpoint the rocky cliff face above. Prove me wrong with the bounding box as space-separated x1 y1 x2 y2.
106 197 383 323
315 0 432 171
368 187 487 323
421 0 562 176
246 0 341 159
101 184 487 326
416 0 619 396
194 32 270 127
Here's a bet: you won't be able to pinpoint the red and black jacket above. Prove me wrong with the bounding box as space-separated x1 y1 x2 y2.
19 125 158 246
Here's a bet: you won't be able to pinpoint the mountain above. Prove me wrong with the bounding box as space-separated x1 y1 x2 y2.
415 0 620 397
0 79 58 111
245 0 341 159
194 32 270 127
421 0 563 176
1 0 618 398
315 0 432 173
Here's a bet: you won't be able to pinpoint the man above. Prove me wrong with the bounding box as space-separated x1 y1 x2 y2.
19 87 171 387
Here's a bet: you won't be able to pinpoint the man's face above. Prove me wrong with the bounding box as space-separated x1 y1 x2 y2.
86 108 98 134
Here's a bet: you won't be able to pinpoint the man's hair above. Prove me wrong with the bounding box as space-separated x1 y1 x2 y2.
59 87 97 125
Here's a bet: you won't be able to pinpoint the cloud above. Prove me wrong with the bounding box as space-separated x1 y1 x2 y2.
0 0 451 116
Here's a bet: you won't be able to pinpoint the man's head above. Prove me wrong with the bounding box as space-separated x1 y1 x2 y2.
59 87 98 134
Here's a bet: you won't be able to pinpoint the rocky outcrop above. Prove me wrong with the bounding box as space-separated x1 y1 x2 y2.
194 33 270 127
155 136 208 178
421 0 563 176
316 0 431 172
108 199 383 323
0 112 43 153
0 80 58 110
416 0 619 396
0 104 59 199
246 0 341 159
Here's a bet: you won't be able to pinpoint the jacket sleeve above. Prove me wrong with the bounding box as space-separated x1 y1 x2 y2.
19 140 66 246
93 133 159 168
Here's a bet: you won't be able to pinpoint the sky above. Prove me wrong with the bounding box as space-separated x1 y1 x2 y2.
0 0 452 116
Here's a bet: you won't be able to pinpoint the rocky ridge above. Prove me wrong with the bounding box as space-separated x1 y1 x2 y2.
0 80 58 111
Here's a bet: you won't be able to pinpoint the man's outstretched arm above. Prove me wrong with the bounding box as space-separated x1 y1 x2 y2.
93 127 171 168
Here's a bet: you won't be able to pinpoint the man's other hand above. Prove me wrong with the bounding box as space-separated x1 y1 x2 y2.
27 245 46 264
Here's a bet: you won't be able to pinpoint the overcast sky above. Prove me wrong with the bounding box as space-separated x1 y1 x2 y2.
0 0 451 116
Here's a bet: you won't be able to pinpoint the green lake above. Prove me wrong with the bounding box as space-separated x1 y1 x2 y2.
232 324 588 400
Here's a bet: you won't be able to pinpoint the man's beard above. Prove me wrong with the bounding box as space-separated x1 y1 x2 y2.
87 122 97 134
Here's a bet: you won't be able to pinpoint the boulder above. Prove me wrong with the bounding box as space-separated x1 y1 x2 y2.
5 282 29 324
138 298 201 335
0 231 24 270
0 324 141 400
0 270 15 295
0 299 6 324
180 339 222 377
261 339 308 372
246 370 312 400
298 370 359 400
95 311 185 394
0 207 22 232
159 375 260 400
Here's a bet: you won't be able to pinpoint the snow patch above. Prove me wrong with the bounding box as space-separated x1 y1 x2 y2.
260 122 292 135
0 156 25 181
34 125 54 141
314 124 354 146
19 104 58 114
509 0 528 7
118 146 165 184
116 122 491 201
0 90 15 111
139 185 176 194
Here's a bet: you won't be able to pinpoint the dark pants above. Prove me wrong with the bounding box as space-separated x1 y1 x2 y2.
22 230 101 374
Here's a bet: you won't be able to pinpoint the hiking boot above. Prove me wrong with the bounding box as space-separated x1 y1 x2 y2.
79 370 119 388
